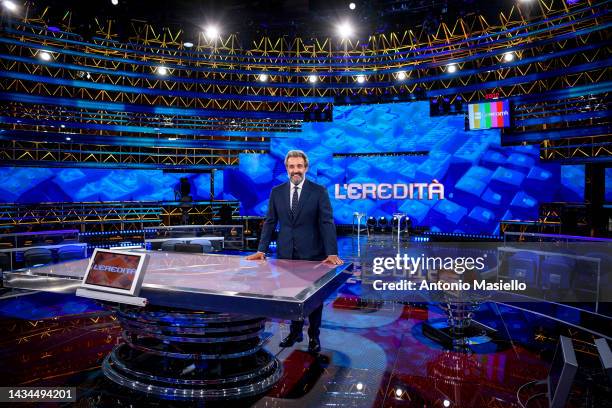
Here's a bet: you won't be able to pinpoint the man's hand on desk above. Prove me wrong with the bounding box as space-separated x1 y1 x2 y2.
324 255 344 265
246 251 266 261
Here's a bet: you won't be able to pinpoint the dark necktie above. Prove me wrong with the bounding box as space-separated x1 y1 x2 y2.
291 186 299 218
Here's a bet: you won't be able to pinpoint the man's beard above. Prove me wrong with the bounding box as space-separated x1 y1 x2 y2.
290 173 303 185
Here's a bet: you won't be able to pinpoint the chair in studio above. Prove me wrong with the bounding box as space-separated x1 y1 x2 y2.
161 240 184 252
189 238 213 253
508 250 539 285
57 245 86 262
23 247 53 267
174 243 205 253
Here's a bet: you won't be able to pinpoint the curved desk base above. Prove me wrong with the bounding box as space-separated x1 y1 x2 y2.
101 306 282 400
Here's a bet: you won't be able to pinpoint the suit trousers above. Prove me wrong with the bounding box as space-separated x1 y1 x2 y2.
289 246 323 339
290 304 323 339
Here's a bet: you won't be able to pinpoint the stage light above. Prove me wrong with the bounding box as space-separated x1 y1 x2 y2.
308 74 318 83
356 75 366 84
38 51 52 61
156 66 168 76
443 400 451 407
395 388 403 397
60 124 65 128
349 2 356 9
396 71 407 80
2 1 18 12
446 64 457 73
259 73 269 82
205 25 219 39
183 42 194 48
65 137 71 141
356 382 363 391
337 22 354 39
503 51 515 62
111 0 118 5
366 216 376 229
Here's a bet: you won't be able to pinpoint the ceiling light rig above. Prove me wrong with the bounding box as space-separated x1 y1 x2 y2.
205 25 220 40
337 22 354 39
38 51 52 61
2 0 18 11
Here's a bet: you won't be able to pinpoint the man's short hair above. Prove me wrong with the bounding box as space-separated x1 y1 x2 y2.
284 150 309 168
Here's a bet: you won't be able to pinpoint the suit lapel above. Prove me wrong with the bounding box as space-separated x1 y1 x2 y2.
293 179 311 222
280 182 291 219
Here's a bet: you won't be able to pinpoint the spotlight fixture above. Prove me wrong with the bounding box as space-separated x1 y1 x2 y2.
156 66 168 76
205 25 219 39
397 71 407 80
356 382 363 391
349 2 356 9
2 1 18 11
356 75 366 84
446 64 457 73
308 74 318 83
60 124 66 128
395 388 403 397
65 137 71 141
183 42 194 48
111 0 118 5
337 22 354 39
443 400 451 407
503 51 515 62
38 51 52 61
259 73 269 82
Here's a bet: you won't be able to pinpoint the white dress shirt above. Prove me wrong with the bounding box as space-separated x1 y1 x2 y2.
289 178 305 208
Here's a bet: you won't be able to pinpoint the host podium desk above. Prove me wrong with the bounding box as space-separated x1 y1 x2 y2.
2 252 352 401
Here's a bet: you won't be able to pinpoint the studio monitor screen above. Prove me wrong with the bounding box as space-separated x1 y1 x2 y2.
468 100 510 130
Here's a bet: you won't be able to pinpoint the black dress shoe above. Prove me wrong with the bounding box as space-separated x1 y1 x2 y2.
308 337 321 353
279 332 303 348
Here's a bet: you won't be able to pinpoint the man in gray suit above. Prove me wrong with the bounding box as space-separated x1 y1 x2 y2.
247 150 343 353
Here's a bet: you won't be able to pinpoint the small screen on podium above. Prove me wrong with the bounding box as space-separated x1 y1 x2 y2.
82 249 147 296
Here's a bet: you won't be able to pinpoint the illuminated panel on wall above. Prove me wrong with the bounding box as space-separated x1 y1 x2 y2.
468 100 511 130
0 168 215 203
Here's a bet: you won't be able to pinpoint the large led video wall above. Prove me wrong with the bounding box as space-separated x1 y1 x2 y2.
222 102 584 234
0 168 218 203
0 101 587 234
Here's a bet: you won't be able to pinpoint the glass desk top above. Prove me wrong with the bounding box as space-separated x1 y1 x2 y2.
3 252 353 319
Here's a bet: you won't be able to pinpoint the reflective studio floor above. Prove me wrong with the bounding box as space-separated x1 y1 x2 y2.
0 236 609 408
